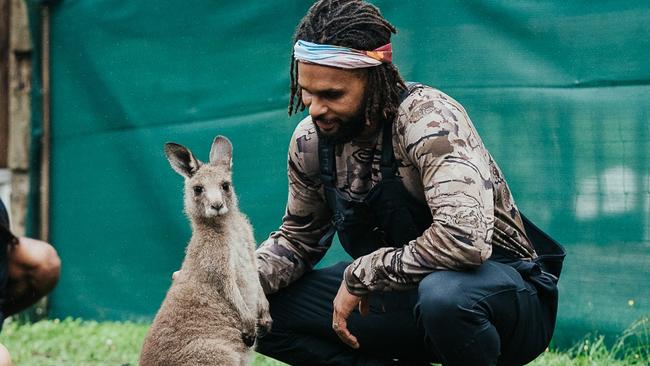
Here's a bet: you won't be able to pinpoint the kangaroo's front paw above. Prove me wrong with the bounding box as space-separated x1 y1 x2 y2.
242 320 257 348
242 332 256 348
257 311 273 337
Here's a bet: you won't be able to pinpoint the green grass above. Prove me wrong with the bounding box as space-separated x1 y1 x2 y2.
0 318 287 366
0 317 647 365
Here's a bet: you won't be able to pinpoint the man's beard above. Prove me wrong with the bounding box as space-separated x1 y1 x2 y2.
313 110 366 144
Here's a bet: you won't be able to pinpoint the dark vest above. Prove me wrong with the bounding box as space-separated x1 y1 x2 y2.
318 112 432 258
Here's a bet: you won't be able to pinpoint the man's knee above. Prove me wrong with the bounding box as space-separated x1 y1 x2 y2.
33 242 61 293
416 270 505 365
416 271 473 327
255 328 291 358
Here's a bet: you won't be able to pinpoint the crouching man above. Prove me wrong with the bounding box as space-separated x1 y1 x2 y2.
255 1 563 365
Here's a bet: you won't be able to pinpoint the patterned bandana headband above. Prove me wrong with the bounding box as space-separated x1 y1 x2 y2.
293 40 392 69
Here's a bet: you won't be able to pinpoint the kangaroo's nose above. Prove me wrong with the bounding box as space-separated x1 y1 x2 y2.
211 203 223 211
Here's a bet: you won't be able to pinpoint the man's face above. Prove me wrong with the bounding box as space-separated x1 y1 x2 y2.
297 62 367 142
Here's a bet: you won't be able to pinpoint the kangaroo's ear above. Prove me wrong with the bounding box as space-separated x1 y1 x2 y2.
164 142 201 178
209 135 233 168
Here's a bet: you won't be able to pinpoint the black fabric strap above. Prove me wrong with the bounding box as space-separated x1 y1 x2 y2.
318 136 336 189
317 137 338 243
379 118 397 179
378 82 423 179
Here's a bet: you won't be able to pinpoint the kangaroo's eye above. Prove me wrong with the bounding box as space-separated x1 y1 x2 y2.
221 182 230 192
193 185 204 195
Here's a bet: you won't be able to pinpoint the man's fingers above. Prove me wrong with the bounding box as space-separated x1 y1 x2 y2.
332 317 359 349
332 308 359 349
332 280 362 349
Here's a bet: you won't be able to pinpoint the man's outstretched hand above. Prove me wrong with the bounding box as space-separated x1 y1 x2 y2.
332 280 369 349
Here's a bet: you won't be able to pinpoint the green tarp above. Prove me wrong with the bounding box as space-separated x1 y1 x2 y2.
26 1 649 347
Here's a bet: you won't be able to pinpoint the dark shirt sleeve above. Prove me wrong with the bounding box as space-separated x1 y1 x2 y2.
0 199 8 228
0 199 16 246
256 120 334 294
0 199 11 328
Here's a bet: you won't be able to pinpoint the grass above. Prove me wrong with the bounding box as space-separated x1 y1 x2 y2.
0 317 647 366
0 318 286 366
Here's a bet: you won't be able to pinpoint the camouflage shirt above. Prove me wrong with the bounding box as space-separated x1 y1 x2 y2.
256 85 536 296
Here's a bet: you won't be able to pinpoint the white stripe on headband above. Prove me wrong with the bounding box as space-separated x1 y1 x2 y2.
293 40 392 69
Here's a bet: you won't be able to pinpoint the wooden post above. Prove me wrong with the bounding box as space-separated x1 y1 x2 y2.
8 1 50 320
8 0 33 237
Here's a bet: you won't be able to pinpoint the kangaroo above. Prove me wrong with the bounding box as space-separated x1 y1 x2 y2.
140 136 272 366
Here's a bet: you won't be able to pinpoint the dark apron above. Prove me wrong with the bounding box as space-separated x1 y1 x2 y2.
318 115 432 259
317 83 566 292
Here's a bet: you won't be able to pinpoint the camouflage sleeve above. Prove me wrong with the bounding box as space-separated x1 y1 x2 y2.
256 121 333 294
344 93 495 296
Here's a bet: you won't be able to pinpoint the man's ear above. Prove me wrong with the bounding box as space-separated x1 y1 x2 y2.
164 142 201 178
209 135 233 169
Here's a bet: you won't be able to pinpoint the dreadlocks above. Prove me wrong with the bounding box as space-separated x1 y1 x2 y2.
289 0 406 127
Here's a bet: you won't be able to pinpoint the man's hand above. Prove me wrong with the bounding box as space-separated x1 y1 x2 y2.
332 280 369 349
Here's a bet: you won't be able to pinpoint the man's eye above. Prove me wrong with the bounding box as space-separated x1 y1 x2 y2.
323 91 342 99
193 186 204 195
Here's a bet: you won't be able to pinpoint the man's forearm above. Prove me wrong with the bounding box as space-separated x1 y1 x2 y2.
256 238 313 294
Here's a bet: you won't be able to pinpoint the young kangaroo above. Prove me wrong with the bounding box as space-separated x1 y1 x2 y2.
140 136 272 366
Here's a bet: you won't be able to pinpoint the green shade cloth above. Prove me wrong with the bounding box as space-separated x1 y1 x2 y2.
26 1 649 347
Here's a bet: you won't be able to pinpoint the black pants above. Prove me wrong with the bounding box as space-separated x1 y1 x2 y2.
256 261 557 366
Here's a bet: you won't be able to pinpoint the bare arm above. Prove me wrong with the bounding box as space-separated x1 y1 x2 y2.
5 236 61 315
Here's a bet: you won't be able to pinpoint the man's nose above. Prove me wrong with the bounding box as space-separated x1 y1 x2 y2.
309 98 327 117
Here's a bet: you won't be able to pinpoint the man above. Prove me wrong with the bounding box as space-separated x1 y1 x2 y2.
0 199 61 366
255 1 563 365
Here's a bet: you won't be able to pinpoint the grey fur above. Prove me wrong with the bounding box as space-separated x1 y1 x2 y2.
140 136 272 366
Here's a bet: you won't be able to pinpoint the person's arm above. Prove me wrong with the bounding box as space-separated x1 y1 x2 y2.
4 236 61 316
0 199 60 316
256 122 333 294
344 93 495 296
